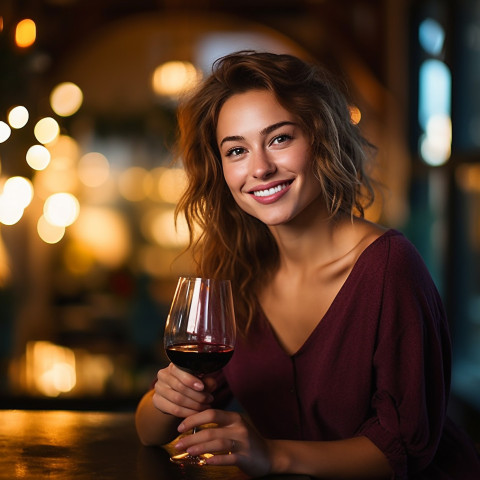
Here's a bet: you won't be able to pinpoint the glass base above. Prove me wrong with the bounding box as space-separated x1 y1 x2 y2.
169 452 213 465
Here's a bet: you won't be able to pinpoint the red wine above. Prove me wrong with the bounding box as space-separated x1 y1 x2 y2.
166 343 234 374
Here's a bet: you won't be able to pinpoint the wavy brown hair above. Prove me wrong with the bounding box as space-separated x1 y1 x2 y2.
174 50 375 333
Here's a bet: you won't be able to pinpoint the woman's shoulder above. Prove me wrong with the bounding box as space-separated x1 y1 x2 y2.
351 217 419 260
360 227 439 297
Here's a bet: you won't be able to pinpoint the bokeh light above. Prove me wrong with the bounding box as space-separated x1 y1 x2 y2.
349 105 362 125
78 152 110 187
43 192 80 227
0 121 11 143
47 135 80 161
3 176 34 208
419 114 452 166
34 117 60 144
8 106 29 129
37 215 66 244
50 82 83 117
152 61 201 96
118 166 152 201
15 19 36 48
156 168 187 203
63 242 95 275
141 208 189 248
26 341 76 397
0 175 33 225
456 163 480 193
0 197 24 225
34 136 80 197
69 207 131 268
26 144 51 170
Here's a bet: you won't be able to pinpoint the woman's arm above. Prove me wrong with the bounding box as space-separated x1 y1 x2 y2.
135 389 180 446
174 409 393 479
269 436 392 479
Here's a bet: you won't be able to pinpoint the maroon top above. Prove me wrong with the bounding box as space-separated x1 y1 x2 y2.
213 229 480 479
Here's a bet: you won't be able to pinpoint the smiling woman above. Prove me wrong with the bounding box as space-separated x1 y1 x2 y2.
135 50 480 479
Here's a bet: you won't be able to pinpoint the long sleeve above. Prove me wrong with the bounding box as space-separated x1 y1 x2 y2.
356 233 451 478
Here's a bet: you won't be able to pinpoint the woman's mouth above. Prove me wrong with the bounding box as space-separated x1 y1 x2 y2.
251 181 291 198
248 180 293 204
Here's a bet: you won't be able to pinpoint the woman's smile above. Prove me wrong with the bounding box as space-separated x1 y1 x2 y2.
249 180 293 203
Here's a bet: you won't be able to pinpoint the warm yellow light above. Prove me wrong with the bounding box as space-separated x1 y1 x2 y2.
70 206 131 268
78 152 110 187
26 341 76 397
8 106 29 129
152 61 201 97
142 208 189 248
0 196 24 225
157 168 187 203
35 137 79 196
456 163 480 193
63 242 94 275
0 121 11 143
118 166 152 201
34 117 60 144
26 144 51 170
349 105 362 125
50 82 83 117
15 19 36 48
37 215 65 244
47 135 80 161
43 192 80 227
3 176 34 209
34 161 78 198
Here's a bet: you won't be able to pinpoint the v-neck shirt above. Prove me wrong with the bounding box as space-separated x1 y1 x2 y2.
214 229 480 478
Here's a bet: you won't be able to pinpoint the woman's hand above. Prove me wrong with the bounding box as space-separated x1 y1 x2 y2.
152 363 216 418
174 409 272 477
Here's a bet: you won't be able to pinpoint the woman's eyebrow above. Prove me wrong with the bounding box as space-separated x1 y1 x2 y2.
259 121 297 136
219 121 297 147
219 135 244 147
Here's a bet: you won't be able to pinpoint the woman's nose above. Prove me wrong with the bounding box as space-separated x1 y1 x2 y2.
251 150 276 179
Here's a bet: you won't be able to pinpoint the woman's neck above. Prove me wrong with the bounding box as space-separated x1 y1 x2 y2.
269 209 347 268
268 209 381 277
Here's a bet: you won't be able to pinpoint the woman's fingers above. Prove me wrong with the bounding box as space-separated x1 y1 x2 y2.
177 408 223 432
174 409 271 477
176 410 243 451
175 421 239 455
153 364 213 417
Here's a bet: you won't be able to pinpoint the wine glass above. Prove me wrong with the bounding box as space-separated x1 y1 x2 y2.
164 276 236 465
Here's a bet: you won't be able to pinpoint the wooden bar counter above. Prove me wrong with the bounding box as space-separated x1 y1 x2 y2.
0 409 310 480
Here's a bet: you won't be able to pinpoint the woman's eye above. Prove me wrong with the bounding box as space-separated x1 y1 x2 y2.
225 147 245 157
271 134 292 145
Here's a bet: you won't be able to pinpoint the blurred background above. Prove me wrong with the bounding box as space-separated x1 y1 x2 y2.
0 0 479 441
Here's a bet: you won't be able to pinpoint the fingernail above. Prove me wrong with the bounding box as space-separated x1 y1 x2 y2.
193 382 203 390
177 423 185 433
175 441 184 450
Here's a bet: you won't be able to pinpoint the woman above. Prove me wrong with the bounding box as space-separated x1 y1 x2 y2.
135 51 480 479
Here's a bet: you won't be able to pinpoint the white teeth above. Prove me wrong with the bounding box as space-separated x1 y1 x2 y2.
253 183 288 197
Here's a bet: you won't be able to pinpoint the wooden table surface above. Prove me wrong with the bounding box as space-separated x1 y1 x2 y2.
0 409 310 480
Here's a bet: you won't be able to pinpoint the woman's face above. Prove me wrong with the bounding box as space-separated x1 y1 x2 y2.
217 89 323 227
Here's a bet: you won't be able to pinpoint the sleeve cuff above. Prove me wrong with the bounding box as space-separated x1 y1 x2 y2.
356 417 408 479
